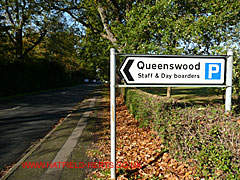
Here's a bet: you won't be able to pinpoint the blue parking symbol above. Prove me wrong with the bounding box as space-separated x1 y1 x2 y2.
205 63 221 80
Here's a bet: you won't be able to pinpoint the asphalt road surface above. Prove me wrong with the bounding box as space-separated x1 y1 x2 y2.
0 84 98 170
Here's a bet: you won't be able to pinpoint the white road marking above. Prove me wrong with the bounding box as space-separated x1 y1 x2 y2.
11 106 20 110
41 97 96 180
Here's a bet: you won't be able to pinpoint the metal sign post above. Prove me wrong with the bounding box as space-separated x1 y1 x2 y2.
109 48 233 179
110 48 116 180
225 49 233 112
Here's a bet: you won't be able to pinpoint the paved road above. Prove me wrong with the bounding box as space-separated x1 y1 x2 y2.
0 84 97 170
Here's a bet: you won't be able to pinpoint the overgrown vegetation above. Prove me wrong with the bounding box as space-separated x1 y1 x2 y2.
125 89 240 179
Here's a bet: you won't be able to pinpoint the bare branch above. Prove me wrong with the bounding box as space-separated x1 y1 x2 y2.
97 4 117 45
22 29 47 57
66 10 88 27
51 4 97 32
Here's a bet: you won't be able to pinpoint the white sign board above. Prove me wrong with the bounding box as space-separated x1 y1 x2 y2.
119 56 226 85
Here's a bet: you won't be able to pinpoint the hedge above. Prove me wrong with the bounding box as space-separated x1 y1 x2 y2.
124 88 240 179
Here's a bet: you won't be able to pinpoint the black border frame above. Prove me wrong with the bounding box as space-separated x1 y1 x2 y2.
118 55 227 86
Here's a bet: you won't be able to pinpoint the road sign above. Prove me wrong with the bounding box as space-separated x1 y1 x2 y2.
111 50 232 180
119 56 226 85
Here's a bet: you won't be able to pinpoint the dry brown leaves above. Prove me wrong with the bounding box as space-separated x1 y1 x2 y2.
88 97 199 180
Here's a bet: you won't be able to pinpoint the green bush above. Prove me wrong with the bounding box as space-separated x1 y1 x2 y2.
125 89 240 179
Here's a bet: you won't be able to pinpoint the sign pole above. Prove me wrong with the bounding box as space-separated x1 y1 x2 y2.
110 48 116 179
225 49 233 112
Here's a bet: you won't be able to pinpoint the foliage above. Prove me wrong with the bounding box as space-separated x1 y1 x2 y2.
0 0 240 95
55 0 240 92
125 88 240 179
0 0 56 59
77 29 111 81
54 0 240 53
0 1 96 96
0 58 87 97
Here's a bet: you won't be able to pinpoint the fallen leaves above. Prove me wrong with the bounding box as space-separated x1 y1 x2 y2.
87 97 198 179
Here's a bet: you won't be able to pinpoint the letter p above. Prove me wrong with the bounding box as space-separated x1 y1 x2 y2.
208 64 219 78
205 63 221 80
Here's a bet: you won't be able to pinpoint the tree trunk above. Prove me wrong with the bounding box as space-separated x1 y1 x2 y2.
167 87 171 98
16 28 23 59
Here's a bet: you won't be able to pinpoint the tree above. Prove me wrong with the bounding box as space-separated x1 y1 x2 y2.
44 17 83 76
77 27 111 81
52 0 240 91
0 0 56 60
50 0 139 52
